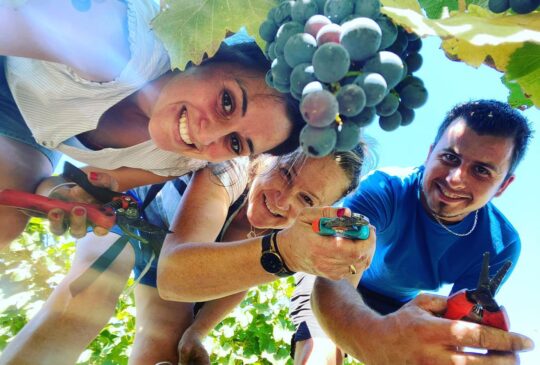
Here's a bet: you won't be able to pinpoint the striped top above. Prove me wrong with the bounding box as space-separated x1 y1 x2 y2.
5 0 206 177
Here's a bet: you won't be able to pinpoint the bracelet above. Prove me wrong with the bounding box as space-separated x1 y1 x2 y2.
271 231 295 275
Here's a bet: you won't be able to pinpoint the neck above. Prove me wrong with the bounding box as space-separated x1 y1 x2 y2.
135 71 175 117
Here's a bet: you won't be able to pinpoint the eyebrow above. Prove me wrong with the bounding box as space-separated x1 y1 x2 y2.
235 79 254 155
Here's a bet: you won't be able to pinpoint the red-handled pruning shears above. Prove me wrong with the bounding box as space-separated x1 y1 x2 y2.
0 162 169 296
444 252 511 331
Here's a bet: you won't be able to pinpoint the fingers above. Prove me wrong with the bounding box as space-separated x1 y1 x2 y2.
87 170 119 191
411 292 449 315
47 208 67 235
298 206 352 223
69 206 88 238
449 321 535 353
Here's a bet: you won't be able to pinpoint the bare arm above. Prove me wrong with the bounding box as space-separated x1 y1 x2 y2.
311 278 535 365
158 201 376 302
0 0 130 81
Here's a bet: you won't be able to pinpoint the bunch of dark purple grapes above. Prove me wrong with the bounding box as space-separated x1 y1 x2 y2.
488 0 539 14
260 0 428 157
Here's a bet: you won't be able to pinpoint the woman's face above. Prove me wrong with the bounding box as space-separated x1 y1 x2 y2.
148 62 292 162
246 155 350 229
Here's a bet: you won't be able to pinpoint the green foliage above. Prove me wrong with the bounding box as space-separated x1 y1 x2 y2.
152 0 278 70
0 219 364 364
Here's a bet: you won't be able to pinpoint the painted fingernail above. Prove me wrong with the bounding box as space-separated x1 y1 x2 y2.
73 207 86 216
337 208 345 217
89 172 99 181
50 212 60 220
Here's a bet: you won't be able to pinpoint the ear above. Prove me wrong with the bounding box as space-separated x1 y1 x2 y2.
494 174 515 197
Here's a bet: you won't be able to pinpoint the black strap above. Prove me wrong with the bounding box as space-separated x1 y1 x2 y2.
69 235 130 296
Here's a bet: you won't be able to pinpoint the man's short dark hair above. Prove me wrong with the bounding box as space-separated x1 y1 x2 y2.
433 99 533 177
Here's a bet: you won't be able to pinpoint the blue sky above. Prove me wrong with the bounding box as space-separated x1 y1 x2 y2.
362 36 540 364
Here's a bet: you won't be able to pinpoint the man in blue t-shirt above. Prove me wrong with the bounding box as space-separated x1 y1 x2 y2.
310 100 534 365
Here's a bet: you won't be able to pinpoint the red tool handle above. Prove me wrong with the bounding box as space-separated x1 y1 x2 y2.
0 189 116 229
444 290 510 331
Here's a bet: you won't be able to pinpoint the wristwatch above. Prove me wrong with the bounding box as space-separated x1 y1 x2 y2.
260 232 295 277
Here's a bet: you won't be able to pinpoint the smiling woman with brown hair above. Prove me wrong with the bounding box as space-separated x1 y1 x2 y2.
0 0 303 250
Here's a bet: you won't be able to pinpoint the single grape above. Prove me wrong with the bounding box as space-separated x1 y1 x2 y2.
300 89 339 127
312 43 351 83
292 0 320 23
314 0 328 11
300 125 338 157
340 17 382 61
260 19 279 42
354 72 387 107
405 52 423 73
273 80 292 93
284 33 317 68
336 84 366 117
271 56 293 85
395 75 424 93
290 63 317 95
275 21 305 56
399 82 428 109
324 0 355 23
398 104 415 126
375 15 398 50
362 51 404 89
488 0 511 12
274 1 294 24
305 14 333 38
376 93 400 116
345 106 376 127
379 111 402 131
316 23 343 45
335 122 362 151
510 0 540 13
266 42 277 61
385 28 408 55
406 37 422 53
302 80 325 96
354 0 380 18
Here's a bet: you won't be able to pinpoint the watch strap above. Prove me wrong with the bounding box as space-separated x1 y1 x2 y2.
271 231 295 275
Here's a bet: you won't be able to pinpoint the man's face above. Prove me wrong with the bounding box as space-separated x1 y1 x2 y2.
421 118 515 222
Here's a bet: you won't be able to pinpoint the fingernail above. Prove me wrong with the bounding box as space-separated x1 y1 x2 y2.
337 208 345 217
50 212 60 220
73 207 86 216
89 172 99 181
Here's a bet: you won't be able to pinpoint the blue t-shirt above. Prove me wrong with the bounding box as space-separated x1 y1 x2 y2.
342 166 520 303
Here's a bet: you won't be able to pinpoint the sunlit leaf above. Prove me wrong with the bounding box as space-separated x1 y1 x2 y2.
152 0 277 70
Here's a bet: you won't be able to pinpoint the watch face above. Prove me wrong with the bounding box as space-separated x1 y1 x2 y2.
260 252 283 274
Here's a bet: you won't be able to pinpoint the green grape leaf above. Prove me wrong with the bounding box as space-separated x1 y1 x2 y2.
381 1 540 107
502 75 535 109
506 42 540 80
417 0 458 19
152 0 277 70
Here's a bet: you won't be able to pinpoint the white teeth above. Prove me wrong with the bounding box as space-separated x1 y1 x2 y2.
178 109 193 145
440 186 467 199
264 195 282 217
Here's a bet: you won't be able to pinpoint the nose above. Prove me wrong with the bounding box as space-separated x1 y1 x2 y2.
275 190 292 213
446 166 467 188
197 117 234 146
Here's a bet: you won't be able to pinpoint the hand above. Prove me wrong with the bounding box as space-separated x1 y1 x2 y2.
36 172 117 238
360 293 534 365
278 206 376 280
178 327 211 365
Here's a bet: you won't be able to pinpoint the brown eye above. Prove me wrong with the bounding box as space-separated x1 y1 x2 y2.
222 90 234 114
229 134 242 155
301 194 314 207
279 167 292 183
